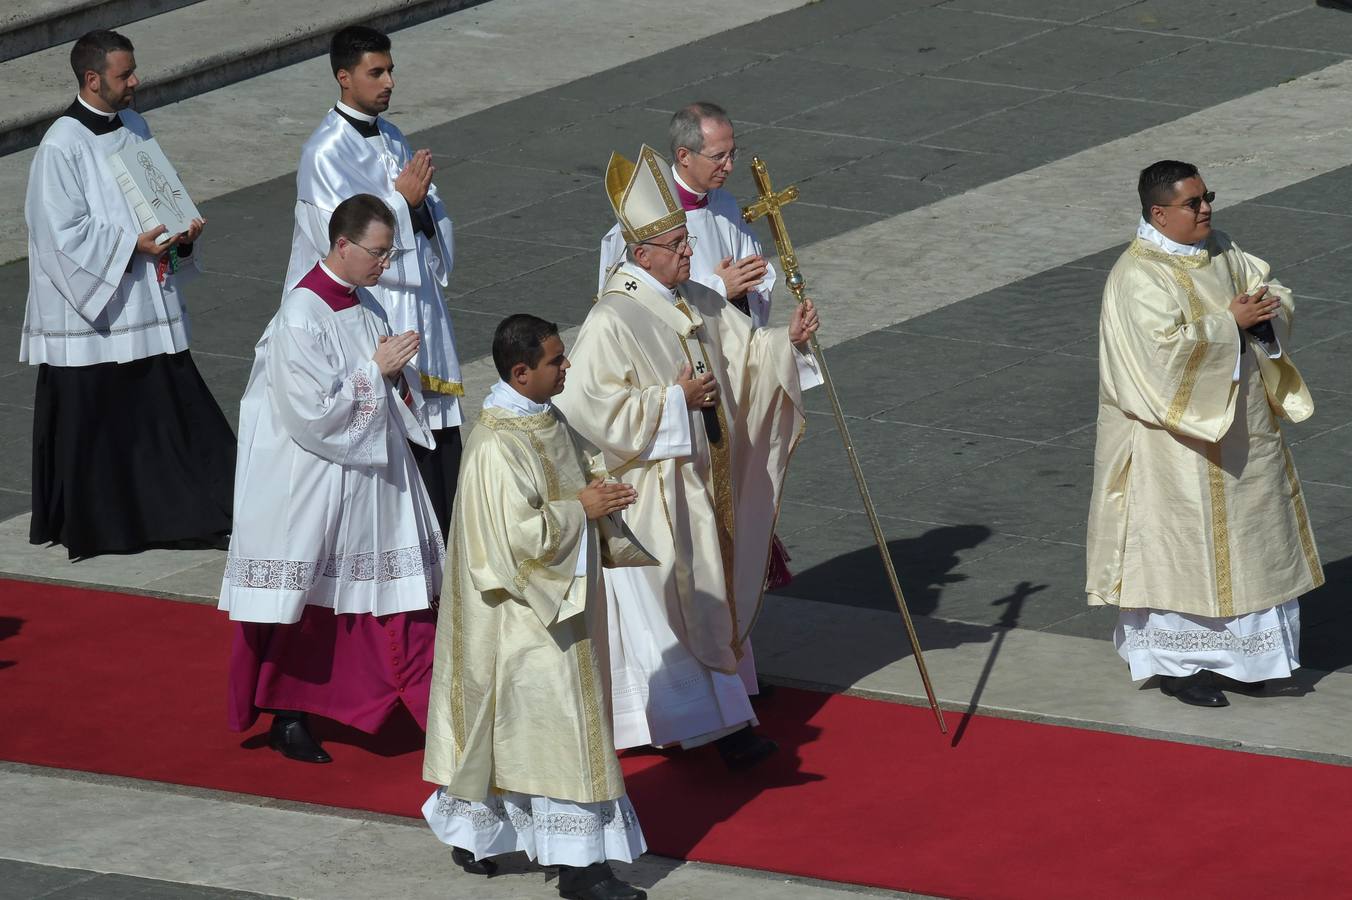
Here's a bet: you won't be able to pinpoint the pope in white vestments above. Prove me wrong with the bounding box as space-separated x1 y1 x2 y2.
557 145 822 767
23 31 234 558
1086 160 1323 708
286 26 463 536
220 195 443 763
423 314 650 900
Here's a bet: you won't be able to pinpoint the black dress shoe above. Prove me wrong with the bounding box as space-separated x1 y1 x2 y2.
557 862 646 900
1160 672 1228 708
752 680 776 702
715 726 778 770
451 846 497 877
268 713 332 763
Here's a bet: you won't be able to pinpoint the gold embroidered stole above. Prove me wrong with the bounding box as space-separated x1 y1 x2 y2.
674 297 742 653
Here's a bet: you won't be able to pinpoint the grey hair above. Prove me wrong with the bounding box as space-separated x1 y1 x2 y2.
669 101 731 159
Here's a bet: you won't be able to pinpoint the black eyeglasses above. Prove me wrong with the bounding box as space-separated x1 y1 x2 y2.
1161 190 1216 213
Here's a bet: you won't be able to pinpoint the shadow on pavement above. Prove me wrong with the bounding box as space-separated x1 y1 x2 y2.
0 615 20 671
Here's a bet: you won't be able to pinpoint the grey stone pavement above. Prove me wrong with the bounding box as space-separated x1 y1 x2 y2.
6 0 1352 897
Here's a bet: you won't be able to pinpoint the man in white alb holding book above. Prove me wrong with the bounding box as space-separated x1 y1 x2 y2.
286 25 464 538
22 29 234 559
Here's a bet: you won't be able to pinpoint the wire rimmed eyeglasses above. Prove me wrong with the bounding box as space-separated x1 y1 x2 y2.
684 146 739 165
638 234 698 254
348 238 401 263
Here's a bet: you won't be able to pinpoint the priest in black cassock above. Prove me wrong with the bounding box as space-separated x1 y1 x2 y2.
21 30 234 559
285 25 464 538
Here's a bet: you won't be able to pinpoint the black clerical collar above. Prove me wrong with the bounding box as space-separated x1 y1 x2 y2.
63 98 122 136
334 105 380 139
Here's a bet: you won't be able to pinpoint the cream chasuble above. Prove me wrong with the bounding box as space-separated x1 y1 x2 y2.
423 403 652 805
555 264 808 679
1086 231 1323 618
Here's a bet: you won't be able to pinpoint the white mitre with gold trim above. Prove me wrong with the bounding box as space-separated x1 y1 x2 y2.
605 144 686 243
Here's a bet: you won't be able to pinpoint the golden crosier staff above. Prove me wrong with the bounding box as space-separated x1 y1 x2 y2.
744 156 947 735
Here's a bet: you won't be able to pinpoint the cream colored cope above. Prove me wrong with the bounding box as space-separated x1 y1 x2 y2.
1086 234 1323 619
556 266 806 676
423 406 652 804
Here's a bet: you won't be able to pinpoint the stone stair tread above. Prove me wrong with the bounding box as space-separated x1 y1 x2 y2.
0 0 462 150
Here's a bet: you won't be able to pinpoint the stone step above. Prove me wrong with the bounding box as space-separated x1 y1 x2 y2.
0 1 205 63
0 0 483 156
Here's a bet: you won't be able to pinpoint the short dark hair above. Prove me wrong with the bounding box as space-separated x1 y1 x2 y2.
669 101 730 159
328 194 395 248
1138 160 1199 218
70 30 134 84
492 314 560 381
330 26 391 76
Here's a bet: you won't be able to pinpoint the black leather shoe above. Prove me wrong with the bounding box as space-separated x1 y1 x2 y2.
268 713 332 763
715 726 779 770
752 680 777 702
451 846 497 877
1160 673 1228 708
558 874 646 900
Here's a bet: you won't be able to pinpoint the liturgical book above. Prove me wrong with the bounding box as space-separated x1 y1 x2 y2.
108 138 201 243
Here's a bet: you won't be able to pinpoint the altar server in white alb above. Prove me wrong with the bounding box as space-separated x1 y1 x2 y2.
557 146 821 769
22 29 233 559
220 195 444 764
287 25 463 536
598 102 775 327
1087 160 1324 709
424 314 651 900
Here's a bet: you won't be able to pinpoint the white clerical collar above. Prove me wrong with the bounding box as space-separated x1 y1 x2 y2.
318 260 356 292
1137 217 1205 256
76 94 117 121
335 100 377 125
620 262 679 304
483 380 552 415
672 169 707 201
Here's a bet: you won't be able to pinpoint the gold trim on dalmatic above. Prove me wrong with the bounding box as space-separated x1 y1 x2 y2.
574 638 609 798
1167 341 1210 430
1282 445 1324 587
1205 445 1235 616
449 539 466 754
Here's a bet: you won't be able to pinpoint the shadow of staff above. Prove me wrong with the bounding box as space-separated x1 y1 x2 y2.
950 580 1046 748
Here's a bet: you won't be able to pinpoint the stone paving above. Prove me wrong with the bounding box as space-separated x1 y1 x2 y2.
6 0 1352 896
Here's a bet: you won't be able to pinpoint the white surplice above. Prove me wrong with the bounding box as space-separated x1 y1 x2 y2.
287 104 463 429
217 264 443 623
22 102 199 366
598 173 776 327
1103 219 1305 682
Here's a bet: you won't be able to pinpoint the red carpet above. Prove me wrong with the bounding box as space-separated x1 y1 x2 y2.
2 578 1351 899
